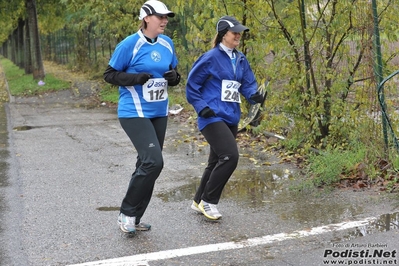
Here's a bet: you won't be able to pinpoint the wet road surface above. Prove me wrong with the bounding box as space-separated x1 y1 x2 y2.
0 89 398 266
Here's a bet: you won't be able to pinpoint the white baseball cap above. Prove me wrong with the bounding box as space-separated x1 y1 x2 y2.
139 0 175 20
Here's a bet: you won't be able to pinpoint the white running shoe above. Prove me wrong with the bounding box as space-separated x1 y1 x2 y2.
117 213 136 233
198 200 222 220
191 201 202 213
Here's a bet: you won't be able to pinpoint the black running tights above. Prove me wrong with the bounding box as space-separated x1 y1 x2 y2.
119 117 167 223
194 121 239 205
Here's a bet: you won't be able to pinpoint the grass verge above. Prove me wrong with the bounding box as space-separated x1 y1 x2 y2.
0 56 70 96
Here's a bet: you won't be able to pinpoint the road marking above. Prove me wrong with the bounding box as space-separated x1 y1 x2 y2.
68 216 375 266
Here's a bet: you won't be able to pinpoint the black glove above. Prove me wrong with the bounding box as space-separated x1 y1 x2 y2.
103 65 153 86
249 91 264 104
163 65 181 86
199 107 216 118
134 73 153 85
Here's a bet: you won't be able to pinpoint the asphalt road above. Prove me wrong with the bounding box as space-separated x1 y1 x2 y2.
0 87 398 266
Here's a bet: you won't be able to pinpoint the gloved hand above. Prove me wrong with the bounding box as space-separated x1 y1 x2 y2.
134 73 153 85
249 91 264 104
103 65 153 86
199 107 216 118
163 65 177 82
163 65 181 86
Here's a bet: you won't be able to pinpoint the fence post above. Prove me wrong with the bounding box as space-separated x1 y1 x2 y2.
372 0 388 152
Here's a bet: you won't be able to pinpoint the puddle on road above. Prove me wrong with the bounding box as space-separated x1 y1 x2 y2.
96 206 120 211
12 125 34 131
155 165 399 239
155 165 399 236
164 136 208 158
333 212 399 242
156 167 294 207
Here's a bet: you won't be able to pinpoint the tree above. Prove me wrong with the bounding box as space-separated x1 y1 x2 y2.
172 0 272 80
0 0 24 59
0 0 66 79
257 0 399 150
26 0 45 79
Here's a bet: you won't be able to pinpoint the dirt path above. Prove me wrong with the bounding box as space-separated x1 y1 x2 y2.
43 61 90 83
43 60 103 101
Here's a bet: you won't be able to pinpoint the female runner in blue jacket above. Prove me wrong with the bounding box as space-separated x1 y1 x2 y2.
186 16 264 220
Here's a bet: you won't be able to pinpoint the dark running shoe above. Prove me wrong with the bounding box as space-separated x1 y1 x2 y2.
135 222 151 231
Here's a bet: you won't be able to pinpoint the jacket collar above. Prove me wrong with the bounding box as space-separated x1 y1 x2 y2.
217 43 239 59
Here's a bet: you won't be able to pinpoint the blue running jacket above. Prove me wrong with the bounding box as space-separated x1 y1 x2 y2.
186 45 258 130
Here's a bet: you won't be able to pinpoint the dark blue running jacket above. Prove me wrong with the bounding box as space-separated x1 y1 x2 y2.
186 45 258 131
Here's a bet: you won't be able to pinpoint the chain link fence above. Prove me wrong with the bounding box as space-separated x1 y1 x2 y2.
40 26 118 71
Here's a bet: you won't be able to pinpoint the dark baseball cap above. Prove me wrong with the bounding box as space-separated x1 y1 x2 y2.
216 16 249 33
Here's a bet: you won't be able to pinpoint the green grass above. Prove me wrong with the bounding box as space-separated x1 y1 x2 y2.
0 57 70 96
305 143 369 187
99 83 119 103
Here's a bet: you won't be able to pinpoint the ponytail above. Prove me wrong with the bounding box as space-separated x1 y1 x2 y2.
212 29 228 48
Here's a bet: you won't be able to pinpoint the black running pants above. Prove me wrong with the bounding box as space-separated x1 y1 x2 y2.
119 117 167 223
194 121 239 205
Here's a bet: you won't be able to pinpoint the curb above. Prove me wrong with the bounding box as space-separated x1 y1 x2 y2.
0 63 13 103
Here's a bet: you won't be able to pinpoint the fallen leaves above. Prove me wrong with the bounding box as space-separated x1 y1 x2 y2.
337 159 399 192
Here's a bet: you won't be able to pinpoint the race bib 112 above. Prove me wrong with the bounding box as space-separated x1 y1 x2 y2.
143 78 168 102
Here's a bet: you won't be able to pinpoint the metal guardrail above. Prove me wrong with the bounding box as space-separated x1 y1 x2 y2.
378 69 399 153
